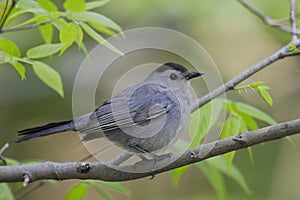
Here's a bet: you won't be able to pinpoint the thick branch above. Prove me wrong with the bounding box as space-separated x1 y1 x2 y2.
0 118 299 183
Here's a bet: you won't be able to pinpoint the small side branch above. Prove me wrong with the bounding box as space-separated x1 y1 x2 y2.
237 0 300 34
0 0 16 30
290 0 298 41
0 143 9 165
0 20 51 34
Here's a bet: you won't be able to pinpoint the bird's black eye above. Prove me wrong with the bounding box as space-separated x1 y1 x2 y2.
169 73 177 80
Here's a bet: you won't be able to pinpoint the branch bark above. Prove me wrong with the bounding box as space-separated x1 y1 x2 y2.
0 118 299 183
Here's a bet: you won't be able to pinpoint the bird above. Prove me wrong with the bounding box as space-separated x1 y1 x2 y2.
14 62 203 157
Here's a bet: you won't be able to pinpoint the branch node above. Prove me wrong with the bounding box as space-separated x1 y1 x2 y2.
23 172 32 187
233 133 247 144
78 162 91 174
149 174 155 180
227 81 235 90
190 151 197 159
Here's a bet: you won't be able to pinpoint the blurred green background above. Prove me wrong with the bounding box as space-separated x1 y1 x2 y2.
1 0 300 199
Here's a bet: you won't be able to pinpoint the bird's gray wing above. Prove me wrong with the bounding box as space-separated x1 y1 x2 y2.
81 83 176 140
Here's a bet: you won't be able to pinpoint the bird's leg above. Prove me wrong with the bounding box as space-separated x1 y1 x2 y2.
130 145 172 170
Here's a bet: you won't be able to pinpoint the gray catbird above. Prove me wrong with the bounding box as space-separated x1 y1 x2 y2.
15 62 203 156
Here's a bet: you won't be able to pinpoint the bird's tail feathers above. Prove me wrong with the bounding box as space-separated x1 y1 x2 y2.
14 120 75 143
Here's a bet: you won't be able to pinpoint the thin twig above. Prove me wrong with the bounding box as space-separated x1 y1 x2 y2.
237 0 300 34
0 143 9 165
0 0 16 30
0 0 9 28
0 20 51 33
290 0 298 41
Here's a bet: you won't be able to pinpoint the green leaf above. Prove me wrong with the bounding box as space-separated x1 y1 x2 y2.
0 38 20 57
17 0 43 10
189 100 223 148
170 165 191 187
52 18 67 30
0 183 14 200
96 181 130 196
68 11 122 32
240 113 258 130
9 62 26 80
207 157 252 195
220 116 241 139
88 182 113 200
89 22 116 36
250 81 265 88
27 43 64 59
80 22 123 55
39 23 53 44
257 86 273 106
59 22 78 55
289 42 297 53
64 0 86 12
198 162 227 200
224 151 235 171
220 116 241 169
65 183 88 200
86 0 111 10
6 8 44 25
76 26 84 49
32 61 64 97
37 0 58 12
235 102 276 125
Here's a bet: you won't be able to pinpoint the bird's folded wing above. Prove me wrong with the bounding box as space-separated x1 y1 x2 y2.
81 83 175 137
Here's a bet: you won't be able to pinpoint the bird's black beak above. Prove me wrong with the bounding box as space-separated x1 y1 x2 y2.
185 71 204 80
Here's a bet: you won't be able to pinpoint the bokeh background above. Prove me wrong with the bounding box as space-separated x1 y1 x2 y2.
1 0 300 199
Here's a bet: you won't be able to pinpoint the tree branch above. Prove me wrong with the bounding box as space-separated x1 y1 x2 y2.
290 0 298 41
237 0 300 35
0 118 299 183
192 38 300 112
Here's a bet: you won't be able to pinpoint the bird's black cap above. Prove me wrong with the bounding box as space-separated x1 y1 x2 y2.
156 62 204 80
156 62 189 73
